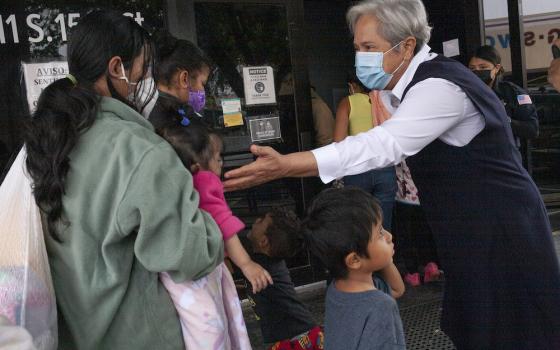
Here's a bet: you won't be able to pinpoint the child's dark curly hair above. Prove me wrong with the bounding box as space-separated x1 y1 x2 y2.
265 207 305 259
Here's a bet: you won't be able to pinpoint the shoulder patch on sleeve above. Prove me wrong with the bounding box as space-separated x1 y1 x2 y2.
517 94 532 105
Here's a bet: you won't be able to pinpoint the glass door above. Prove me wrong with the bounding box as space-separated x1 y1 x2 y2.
193 0 324 286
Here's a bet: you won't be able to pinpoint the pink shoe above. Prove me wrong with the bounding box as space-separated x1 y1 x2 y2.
404 272 421 286
423 262 441 283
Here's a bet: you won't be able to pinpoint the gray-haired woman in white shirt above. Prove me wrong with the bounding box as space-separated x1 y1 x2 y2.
224 1 560 349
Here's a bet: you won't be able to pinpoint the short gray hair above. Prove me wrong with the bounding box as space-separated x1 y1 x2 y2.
347 0 432 53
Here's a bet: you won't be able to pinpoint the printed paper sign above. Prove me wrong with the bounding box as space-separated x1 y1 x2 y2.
248 115 281 142
224 113 244 127
242 66 276 105
442 38 460 57
221 98 244 127
22 61 69 112
221 98 242 114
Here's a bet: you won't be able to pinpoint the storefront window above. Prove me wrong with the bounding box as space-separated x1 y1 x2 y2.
482 0 511 71
483 0 560 75
194 3 292 129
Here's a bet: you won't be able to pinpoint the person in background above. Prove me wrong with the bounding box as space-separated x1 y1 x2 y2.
278 73 335 147
334 72 396 229
393 160 440 287
549 39 560 92
245 208 323 350
310 87 336 147
148 30 211 130
24 11 223 349
469 45 539 148
302 187 405 350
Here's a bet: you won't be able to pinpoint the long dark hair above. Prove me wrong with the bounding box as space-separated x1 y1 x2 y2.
25 11 154 240
153 30 211 86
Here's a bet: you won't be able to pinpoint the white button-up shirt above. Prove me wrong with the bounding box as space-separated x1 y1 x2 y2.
311 44 485 183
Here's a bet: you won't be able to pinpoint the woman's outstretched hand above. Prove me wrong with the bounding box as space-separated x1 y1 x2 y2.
223 145 320 192
223 145 288 192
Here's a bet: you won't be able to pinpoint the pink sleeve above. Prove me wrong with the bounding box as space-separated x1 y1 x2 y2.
193 171 245 240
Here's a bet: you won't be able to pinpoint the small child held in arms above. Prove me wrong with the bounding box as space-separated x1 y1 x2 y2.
158 118 272 349
302 187 406 350
245 208 323 350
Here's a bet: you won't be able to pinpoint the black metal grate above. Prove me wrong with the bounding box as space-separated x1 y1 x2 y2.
400 299 456 350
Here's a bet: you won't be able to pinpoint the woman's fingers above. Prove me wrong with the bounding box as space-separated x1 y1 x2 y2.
223 145 284 192
250 144 268 157
224 145 278 179
223 176 253 192
223 162 262 191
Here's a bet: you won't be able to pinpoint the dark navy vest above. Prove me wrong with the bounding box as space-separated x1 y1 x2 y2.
402 55 560 349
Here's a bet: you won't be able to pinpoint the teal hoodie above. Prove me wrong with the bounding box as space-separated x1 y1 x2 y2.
45 97 224 349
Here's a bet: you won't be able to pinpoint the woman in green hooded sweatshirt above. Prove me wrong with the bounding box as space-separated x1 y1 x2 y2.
24 10 224 350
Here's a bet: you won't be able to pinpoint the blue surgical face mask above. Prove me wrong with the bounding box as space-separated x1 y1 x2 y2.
355 41 405 90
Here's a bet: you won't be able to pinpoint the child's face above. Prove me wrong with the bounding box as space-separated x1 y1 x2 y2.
207 135 223 176
247 213 273 255
360 220 394 272
188 66 210 92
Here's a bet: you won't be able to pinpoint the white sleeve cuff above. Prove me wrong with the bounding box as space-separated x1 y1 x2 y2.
311 143 341 184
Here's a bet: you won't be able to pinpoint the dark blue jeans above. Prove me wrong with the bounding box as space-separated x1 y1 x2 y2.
344 167 397 230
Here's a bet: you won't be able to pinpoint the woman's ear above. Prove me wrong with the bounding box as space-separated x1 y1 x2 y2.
344 252 362 271
495 64 502 74
403 36 417 60
107 56 124 79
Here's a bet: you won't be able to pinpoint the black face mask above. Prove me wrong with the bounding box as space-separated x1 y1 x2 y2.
473 69 493 84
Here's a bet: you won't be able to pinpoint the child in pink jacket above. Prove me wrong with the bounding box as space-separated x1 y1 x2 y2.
158 118 272 350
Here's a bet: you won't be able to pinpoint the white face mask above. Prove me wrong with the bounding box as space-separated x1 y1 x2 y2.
119 62 157 116
118 62 138 87
118 61 139 105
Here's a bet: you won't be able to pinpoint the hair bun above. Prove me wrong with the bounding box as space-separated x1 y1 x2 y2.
153 30 178 59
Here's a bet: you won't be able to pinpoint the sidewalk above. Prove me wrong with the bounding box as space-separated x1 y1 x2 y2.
243 233 560 349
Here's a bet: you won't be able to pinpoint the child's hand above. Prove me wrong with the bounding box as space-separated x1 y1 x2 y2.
240 261 273 294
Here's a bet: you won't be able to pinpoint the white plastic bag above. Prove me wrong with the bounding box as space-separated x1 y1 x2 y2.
0 148 57 350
